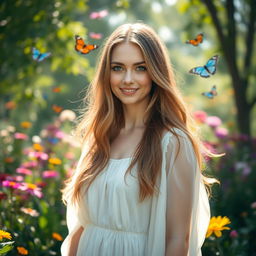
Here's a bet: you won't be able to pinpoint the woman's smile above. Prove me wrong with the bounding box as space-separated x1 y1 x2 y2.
120 88 139 96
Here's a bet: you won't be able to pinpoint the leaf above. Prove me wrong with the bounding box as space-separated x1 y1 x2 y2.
39 216 48 228
0 241 15 254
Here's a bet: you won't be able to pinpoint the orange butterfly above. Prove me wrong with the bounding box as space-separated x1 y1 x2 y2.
52 87 62 93
186 33 204 46
5 101 16 110
75 35 99 54
52 104 63 113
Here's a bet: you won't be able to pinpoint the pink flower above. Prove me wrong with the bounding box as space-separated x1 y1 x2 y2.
206 116 222 128
20 207 39 217
14 175 24 182
202 141 218 161
251 202 256 209
28 151 48 161
21 161 38 168
2 180 21 189
215 127 229 139
16 168 32 176
193 110 208 123
14 132 28 140
89 9 108 19
66 167 75 178
42 170 58 178
23 147 33 155
230 230 238 238
19 182 43 198
65 152 75 160
203 141 217 154
55 131 65 139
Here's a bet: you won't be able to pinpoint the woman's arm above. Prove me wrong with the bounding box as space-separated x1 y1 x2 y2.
165 132 197 256
67 226 84 256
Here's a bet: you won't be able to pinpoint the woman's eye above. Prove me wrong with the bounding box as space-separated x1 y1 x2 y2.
136 66 147 71
111 66 123 71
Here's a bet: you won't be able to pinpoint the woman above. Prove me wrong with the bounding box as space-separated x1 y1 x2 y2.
61 23 214 256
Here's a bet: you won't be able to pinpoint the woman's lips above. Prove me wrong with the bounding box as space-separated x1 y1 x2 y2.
120 88 138 96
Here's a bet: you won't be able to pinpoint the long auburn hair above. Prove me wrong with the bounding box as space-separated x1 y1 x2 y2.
62 23 217 206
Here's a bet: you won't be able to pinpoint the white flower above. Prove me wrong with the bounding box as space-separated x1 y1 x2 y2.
59 110 76 122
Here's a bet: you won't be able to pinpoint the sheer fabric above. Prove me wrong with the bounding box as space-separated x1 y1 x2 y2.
61 129 210 256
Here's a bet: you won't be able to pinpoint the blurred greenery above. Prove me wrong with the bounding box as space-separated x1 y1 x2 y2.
1 0 255 137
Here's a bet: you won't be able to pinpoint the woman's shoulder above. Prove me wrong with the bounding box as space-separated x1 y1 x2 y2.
162 127 188 141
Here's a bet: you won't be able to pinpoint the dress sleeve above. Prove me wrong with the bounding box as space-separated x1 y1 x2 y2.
165 130 210 256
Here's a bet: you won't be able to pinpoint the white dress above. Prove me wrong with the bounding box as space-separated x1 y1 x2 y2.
61 129 210 256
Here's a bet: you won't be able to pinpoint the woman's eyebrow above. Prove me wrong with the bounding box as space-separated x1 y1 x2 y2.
110 61 146 65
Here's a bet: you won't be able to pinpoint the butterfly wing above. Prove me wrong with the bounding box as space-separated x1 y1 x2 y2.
202 85 217 99
190 55 219 78
75 35 85 52
210 85 218 96
205 55 219 75
186 33 204 46
52 104 63 113
32 48 51 62
75 35 98 54
52 87 61 93
189 66 211 78
202 92 213 99
196 33 204 44
186 39 198 46
37 52 51 62
32 48 40 61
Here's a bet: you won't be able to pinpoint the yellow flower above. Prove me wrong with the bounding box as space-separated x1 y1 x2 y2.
206 216 231 238
33 143 44 152
0 230 12 240
17 246 28 255
52 232 63 241
48 158 62 165
20 121 32 129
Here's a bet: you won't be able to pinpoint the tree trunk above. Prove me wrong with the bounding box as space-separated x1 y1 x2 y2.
233 79 251 137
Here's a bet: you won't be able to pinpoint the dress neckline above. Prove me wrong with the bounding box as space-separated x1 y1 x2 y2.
109 157 132 162
109 131 171 161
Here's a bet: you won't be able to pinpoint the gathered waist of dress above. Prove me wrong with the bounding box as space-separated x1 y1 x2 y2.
87 222 147 237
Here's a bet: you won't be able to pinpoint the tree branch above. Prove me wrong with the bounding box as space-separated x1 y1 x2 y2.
243 0 256 91
226 0 236 60
202 0 241 91
202 0 227 50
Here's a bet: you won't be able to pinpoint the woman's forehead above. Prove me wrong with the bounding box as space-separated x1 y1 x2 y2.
111 42 145 64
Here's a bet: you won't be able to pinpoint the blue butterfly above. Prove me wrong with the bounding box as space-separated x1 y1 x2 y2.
32 47 51 62
47 137 59 144
202 85 217 99
189 55 219 78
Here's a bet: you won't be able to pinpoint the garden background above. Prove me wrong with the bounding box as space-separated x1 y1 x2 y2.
0 0 255 255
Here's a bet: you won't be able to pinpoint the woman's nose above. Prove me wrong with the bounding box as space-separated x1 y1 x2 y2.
123 70 134 84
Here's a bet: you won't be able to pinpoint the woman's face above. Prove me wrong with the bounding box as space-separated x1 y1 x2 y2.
110 42 152 108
